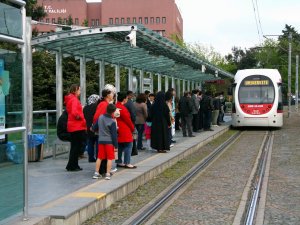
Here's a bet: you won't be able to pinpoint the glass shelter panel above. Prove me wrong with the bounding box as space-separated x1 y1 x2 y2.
0 2 24 220
0 2 22 38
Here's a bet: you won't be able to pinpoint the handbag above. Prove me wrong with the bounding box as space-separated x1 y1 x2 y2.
131 140 138 156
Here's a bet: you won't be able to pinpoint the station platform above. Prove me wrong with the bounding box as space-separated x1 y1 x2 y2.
6 119 231 225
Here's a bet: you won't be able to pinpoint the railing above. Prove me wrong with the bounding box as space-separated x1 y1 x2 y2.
7 110 62 157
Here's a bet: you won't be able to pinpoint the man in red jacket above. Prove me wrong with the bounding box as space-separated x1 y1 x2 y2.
115 92 137 169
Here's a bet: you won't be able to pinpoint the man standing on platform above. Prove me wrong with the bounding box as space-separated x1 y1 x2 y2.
178 91 194 137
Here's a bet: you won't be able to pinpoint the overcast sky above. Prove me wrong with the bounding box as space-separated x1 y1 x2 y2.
86 0 300 56
175 0 300 55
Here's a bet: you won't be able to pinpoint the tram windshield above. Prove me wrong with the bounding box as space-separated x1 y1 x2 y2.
238 75 275 104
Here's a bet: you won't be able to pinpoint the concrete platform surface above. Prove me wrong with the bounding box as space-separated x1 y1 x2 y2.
4 120 231 225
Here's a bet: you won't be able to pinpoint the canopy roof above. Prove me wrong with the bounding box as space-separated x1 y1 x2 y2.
32 25 233 81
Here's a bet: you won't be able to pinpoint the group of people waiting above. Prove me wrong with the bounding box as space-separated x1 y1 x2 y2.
60 83 226 180
176 90 226 136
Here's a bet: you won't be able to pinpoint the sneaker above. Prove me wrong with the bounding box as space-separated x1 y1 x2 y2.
92 172 101 179
170 144 174 148
110 168 117 175
105 173 111 180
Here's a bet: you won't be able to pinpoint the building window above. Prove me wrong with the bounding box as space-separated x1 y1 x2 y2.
109 18 113 25
115 18 119 24
156 17 160 24
91 19 95 26
150 17 154 24
144 17 148 24
133 17 136 23
52 18 55 24
139 17 142 24
127 17 130 24
63 18 67 24
162 17 166 24
75 18 79 25
96 19 99 26
46 18 49 23
121 18 124 24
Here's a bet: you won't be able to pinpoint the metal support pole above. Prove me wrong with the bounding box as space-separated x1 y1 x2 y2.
199 82 202 90
165 76 169 91
158 74 162 91
99 60 105 95
23 15 31 220
171 76 175 89
288 33 292 117
128 66 133 91
183 80 186 93
25 18 33 134
187 80 190 91
80 55 86 106
139 70 144 93
56 49 63 121
296 55 299 112
115 64 120 92
46 112 49 152
177 79 181 97
149 72 153 93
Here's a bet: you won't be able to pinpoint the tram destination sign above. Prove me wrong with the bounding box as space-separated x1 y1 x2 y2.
244 80 269 86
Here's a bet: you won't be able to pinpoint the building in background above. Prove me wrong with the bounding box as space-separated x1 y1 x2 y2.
35 0 183 40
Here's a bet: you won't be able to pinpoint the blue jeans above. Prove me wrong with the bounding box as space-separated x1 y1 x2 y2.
135 124 144 149
116 142 133 165
87 136 98 161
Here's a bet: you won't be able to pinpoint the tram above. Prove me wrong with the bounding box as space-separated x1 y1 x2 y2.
231 69 283 127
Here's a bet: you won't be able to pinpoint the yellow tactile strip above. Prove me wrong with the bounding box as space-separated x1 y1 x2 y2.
72 192 106 199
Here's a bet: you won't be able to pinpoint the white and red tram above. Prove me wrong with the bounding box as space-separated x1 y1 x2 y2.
231 69 283 127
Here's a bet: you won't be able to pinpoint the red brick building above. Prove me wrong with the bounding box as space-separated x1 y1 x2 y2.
35 0 183 39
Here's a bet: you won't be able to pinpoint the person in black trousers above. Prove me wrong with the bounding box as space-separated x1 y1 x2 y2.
178 91 194 137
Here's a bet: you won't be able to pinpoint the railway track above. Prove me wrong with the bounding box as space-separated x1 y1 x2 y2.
123 130 274 225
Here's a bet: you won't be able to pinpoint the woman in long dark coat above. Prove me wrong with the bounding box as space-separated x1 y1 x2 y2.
150 91 171 153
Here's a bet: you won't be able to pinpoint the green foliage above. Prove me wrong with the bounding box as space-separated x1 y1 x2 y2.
25 0 47 21
82 19 89 27
32 51 56 110
169 33 186 48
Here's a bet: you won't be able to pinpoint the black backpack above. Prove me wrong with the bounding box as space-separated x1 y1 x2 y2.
57 110 71 142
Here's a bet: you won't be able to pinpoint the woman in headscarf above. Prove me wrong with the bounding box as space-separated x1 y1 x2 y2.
83 94 100 162
150 91 171 153
64 84 87 171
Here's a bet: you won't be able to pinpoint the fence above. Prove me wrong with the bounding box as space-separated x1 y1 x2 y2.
7 110 68 158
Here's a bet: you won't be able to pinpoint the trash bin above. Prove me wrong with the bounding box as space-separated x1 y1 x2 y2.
28 134 45 162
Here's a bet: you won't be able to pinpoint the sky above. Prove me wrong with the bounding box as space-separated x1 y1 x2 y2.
175 0 300 56
86 0 300 56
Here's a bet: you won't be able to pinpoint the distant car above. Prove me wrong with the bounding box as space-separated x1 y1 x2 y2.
291 94 300 105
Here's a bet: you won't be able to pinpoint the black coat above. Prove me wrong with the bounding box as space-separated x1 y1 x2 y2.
124 99 136 123
178 96 193 116
150 92 171 151
83 102 98 137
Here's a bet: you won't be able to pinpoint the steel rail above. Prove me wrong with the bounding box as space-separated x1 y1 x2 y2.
244 131 273 225
126 131 242 225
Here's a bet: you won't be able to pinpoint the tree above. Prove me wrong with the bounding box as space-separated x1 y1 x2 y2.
82 19 89 27
25 0 47 21
169 33 186 48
